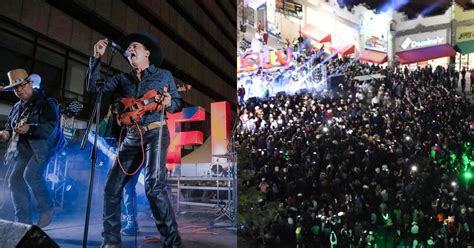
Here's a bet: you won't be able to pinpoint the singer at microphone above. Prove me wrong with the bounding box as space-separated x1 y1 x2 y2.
92 39 130 59
87 33 182 248
106 39 131 58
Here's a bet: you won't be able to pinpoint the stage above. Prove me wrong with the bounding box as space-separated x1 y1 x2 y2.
46 212 236 248
0 201 236 248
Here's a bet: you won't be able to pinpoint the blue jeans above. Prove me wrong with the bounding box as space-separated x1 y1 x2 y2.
102 127 181 247
8 141 53 224
122 169 140 219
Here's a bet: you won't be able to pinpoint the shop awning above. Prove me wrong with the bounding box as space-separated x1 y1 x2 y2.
359 50 388 64
246 0 266 9
329 42 355 56
396 44 456 64
300 24 331 43
353 74 386 81
455 40 474 55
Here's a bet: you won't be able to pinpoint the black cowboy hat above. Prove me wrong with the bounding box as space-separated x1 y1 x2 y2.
118 32 163 67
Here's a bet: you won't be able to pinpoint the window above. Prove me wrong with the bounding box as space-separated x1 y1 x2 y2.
0 29 34 84
33 47 65 99
65 60 88 102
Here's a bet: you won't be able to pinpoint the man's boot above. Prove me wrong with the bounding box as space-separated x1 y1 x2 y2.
121 215 138 236
37 211 53 228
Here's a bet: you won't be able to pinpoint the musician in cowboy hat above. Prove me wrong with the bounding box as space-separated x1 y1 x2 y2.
0 68 61 228
87 33 182 248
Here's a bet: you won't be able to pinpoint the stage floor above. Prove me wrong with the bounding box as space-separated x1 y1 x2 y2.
43 211 236 248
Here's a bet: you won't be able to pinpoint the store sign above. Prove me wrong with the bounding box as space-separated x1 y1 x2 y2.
456 25 474 42
395 29 448 52
400 36 445 50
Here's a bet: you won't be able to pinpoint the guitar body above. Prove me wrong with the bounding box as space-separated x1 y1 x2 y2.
118 90 161 126
4 119 27 165
117 84 192 126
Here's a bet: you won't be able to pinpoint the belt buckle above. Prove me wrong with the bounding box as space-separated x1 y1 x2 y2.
128 125 139 135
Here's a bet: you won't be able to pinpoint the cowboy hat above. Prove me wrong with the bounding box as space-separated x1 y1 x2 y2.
118 32 163 67
3 69 41 89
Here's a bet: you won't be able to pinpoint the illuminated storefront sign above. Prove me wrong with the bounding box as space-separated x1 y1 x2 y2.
395 29 448 52
400 36 445 50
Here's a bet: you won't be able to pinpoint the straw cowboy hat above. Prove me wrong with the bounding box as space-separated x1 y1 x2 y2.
118 32 163 67
3 69 41 89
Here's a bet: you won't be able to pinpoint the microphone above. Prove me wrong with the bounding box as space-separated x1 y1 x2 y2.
107 39 131 58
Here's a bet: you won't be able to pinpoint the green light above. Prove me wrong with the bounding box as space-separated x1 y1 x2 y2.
463 171 472 180
430 150 436 159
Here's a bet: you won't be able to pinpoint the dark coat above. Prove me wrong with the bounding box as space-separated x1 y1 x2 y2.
5 90 60 161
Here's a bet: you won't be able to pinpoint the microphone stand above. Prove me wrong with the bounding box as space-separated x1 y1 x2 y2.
80 49 116 248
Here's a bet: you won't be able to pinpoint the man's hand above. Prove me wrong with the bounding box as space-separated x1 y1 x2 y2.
93 39 108 59
14 123 30 135
0 130 9 142
154 86 171 108
162 92 171 108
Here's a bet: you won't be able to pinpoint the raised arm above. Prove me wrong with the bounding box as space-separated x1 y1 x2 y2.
86 39 121 93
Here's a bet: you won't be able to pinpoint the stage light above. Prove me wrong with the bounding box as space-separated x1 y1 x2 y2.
451 181 457 187
405 136 411 141
411 165 417 172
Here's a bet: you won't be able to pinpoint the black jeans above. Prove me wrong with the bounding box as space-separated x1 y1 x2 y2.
102 126 181 247
9 141 53 224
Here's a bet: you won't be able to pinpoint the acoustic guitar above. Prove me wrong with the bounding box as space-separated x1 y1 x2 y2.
4 115 29 165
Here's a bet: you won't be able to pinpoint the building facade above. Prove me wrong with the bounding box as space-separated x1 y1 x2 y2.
0 0 237 127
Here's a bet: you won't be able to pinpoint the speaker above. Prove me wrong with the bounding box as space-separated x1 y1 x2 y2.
0 219 59 248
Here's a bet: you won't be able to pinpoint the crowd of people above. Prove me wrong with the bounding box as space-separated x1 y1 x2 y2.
237 58 474 247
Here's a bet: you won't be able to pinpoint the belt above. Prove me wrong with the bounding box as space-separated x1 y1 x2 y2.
127 120 166 135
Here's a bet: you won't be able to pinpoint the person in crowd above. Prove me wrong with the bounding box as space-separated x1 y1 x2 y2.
471 69 474 93
0 69 62 228
238 85 246 105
